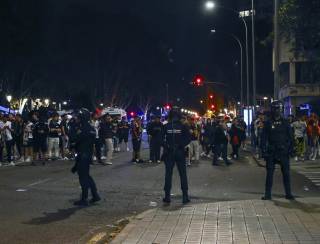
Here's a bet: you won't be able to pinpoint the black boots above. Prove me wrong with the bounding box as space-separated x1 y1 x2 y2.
182 192 190 204
163 192 171 203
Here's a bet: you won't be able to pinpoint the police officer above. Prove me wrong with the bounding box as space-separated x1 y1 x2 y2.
71 108 101 206
261 101 295 200
162 108 191 204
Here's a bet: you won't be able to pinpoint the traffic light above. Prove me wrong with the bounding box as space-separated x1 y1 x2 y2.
210 104 215 109
193 74 205 86
164 104 171 110
209 94 214 99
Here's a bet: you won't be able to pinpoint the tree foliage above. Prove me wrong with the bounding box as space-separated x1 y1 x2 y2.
279 0 320 57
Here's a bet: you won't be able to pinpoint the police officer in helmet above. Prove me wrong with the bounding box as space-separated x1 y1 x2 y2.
71 108 101 206
261 101 294 200
162 107 191 204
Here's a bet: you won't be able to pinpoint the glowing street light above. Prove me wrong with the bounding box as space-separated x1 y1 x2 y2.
263 97 268 100
44 99 50 106
205 1 215 10
6 95 12 103
63 101 68 105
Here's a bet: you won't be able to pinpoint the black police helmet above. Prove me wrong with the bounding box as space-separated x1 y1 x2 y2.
270 100 284 116
78 108 91 123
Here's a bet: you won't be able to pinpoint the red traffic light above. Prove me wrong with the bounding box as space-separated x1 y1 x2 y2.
165 104 171 110
209 94 214 99
130 112 135 117
193 74 205 86
210 104 215 109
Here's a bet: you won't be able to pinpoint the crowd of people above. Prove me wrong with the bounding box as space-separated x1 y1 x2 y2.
146 114 248 166
0 111 137 166
0 109 250 167
4 108 318 169
252 112 320 162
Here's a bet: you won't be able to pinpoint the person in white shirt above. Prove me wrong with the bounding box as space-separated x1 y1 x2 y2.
23 118 34 163
91 113 103 164
3 115 15 166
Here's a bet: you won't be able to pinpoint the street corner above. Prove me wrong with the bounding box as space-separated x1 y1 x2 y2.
111 198 320 244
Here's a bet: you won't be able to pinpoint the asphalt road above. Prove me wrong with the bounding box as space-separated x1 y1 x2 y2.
0 145 319 244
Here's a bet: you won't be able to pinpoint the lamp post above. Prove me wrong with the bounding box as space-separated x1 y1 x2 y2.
205 1 250 131
210 29 243 106
274 0 280 100
252 0 256 107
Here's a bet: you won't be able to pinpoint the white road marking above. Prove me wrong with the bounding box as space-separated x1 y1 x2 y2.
27 178 51 187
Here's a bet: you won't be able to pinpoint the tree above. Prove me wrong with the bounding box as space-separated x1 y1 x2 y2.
279 0 320 57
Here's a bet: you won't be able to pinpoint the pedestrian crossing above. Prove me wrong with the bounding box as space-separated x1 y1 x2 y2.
291 161 320 188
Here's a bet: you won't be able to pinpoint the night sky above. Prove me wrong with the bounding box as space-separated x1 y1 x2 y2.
0 0 274 110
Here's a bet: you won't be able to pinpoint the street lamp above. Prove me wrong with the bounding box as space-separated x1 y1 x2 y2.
205 1 250 134
210 29 244 106
44 99 50 106
6 95 12 103
205 1 215 10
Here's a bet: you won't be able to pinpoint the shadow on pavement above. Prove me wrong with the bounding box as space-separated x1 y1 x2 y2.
24 204 86 225
273 199 320 213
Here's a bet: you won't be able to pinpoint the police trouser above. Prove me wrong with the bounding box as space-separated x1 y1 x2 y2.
265 156 292 198
164 149 188 194
150 138 161 161
77 155 99 200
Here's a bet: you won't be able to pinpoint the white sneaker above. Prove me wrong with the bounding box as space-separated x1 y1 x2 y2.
311 158 316 161
25 157 31 163
148 160 153 163
157 160 161 164
294 156 298 161
101 156 106 160
9 162 15 166
200 152 206 157
126 147 130 152
93 156 97 161
187 162 191 166
218 157 223 161
104 161 112 165
63 157 69 160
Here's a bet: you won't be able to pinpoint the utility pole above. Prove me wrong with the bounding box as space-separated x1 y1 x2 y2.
252 0 256 106
274 0 280 100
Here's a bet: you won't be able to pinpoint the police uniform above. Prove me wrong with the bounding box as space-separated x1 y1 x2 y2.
72 109 100 206
163 112 191 204
262 101 294 200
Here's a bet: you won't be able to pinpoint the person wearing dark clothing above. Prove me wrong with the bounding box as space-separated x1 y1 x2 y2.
162 109 191 204
261 101 294 200
71 108 100 206
33 117 49 163
99 114 114 165
118 118 130 151
202 119 214 156
12 114 24 159
131 116 143 163
148 117 164 163
67 117 80 159
229 119 241 159
212 121 231 166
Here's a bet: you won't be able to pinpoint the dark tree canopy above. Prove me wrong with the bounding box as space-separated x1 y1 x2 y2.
280 0 320 57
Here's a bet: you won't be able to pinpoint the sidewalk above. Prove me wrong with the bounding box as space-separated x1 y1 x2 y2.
111 198 320 244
